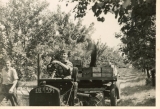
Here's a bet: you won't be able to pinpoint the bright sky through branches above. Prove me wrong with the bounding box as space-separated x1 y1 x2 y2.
46 0 122 48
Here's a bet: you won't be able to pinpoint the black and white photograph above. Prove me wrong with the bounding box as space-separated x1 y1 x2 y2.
0 0 157 106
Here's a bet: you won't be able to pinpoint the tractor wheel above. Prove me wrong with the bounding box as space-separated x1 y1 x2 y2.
110 84 117 106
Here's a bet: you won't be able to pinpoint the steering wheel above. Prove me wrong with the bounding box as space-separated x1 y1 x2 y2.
47 63 57 77
47 63 70 78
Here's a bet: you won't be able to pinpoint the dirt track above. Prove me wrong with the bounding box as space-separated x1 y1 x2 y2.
0 68 155 106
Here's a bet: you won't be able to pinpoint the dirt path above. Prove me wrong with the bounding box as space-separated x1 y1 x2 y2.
117 68 155 106
0 68 155 106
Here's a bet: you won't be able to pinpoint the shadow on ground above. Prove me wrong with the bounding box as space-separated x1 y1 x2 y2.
17 95 29 106
117 68 155 106
118 97 155 106
136 98 155 106
120 84 155 96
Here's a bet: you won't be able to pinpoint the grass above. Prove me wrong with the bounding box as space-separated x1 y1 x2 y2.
18 80 37 87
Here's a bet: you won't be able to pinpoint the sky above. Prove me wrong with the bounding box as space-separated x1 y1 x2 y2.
46 0 122 48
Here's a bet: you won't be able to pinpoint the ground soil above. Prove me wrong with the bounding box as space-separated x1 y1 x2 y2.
0 68 155 106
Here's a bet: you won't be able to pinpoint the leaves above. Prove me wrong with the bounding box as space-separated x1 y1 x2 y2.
0 0 96 80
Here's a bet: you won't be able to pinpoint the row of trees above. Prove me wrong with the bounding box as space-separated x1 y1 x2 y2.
0 0 126 81
1 0 154 81
0 0 95 80
64 0 156 78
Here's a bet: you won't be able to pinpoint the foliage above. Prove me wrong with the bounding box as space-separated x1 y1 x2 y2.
1 1 50 81
0 0 96 80
97 46 126 68
63 0 156 71
116 1 156 70
0 0 154 81
96 38 108 59
64 0 155 22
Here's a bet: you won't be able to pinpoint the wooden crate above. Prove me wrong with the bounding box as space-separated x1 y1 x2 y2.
82 67 101 77
92 67 101 77
101 67 113 77
93 72 101 77
82 68 92 77
101 73 113 77
101 67 113 73
92 67 101 72
72 60 83 67
81 67 114 78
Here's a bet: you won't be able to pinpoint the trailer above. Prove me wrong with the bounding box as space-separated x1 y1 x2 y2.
75 61 120 106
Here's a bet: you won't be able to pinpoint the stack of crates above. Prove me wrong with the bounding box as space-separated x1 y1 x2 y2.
82 67 101 77
101 66 113 77
81 66 113 78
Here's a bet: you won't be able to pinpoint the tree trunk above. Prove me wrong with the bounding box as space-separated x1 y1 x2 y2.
146 69 150 78
151 68 155 86
146 66 150 78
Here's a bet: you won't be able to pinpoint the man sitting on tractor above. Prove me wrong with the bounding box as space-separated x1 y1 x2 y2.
50 50 78 100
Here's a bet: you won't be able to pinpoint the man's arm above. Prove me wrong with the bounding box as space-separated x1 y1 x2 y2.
9 80 18 93
52 60 72 70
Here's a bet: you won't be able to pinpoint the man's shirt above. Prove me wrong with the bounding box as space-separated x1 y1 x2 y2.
62 60 73 72
55 60 73 79
1 67 18 85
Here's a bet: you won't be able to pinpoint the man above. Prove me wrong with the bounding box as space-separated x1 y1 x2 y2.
50 50 78 100
109 62 121 98
0 59 19 106
109 62 119 77
86 38 97 67
51 50 73 78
